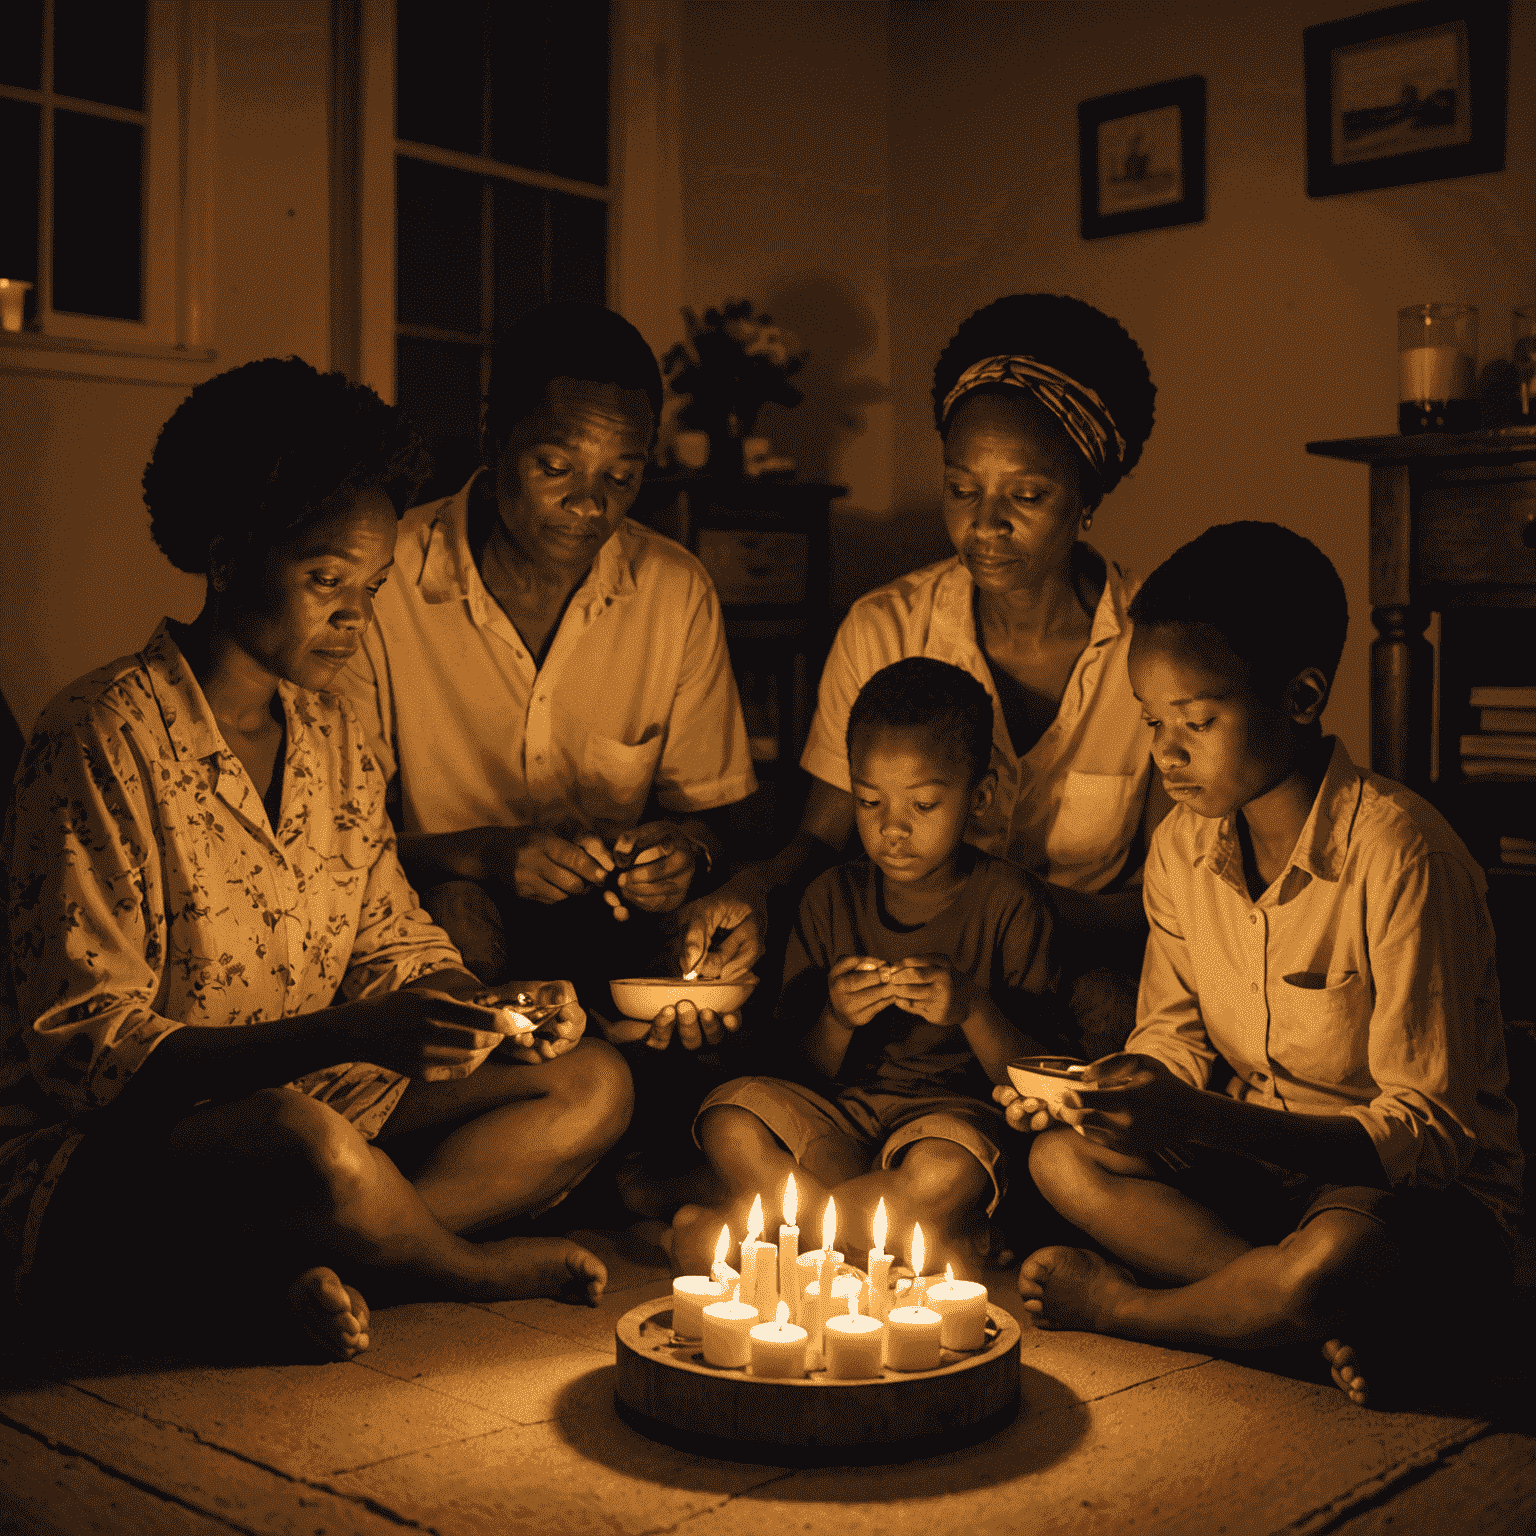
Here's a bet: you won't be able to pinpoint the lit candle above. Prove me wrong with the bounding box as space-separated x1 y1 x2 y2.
924 1263 989 1350
777 1173 801 1324
802 1272 859 1354
815 1196 839 1350
884 1304 943 1371
748 1299 808 1378
910 1223 930 1309
671 1275 726 1340
702 1284 758 1368
823 1292 884 1379
738 1195 765 1308
711 1224 737 1289
867 1197 892 1322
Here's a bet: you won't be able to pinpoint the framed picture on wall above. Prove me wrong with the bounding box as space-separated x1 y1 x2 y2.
1078 75 1206 240
1304 0 1509 198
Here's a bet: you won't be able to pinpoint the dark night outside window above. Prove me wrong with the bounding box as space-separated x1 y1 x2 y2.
395 0 610 499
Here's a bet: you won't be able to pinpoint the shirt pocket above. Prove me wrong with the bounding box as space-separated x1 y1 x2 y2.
580 730 665 825
1271 970 1372 1087
1044 770 1138 875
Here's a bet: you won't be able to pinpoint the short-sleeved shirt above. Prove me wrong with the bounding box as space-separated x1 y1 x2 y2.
800 545 1153 892
779 849 1058 1101
1130 736 1524 1246
0 622 464 1293
336 473 757 839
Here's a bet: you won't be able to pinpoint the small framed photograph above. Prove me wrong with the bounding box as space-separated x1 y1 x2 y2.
1304 0 1508 198
1078 76 1206 241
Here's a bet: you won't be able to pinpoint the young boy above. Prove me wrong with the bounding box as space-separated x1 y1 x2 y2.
1000 522 1522 1405
669 658 1059 1277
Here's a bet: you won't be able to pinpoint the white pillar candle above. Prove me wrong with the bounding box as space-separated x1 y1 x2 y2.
749 1300 808 1378
747 1239 779 1317
824 1297 885 1379
777 1172 801 1324
909 1222 930 1309
710 1224 736 1291
739 1194 765 1305
802 1270 860 1354
885 1305 943 1371
925 1268 988 1350
796 1246 842 1292
671 1276 725 1340
702 1294 759 1368
867 1196 893 1322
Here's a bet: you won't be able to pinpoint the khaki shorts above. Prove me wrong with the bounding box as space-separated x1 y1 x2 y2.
696 1076 1009 1215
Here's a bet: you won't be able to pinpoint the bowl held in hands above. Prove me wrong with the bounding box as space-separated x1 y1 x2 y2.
609 976 757 1022
1005 1055 1090 1111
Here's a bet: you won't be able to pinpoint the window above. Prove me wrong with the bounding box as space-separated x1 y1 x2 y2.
393 0 611 497
0 0 206 356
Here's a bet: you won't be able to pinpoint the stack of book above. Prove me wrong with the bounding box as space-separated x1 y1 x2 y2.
1460 686 1536 782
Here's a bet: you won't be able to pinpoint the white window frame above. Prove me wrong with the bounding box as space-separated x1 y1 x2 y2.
0 0 215 385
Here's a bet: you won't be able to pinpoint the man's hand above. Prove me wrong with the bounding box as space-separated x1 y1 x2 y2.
604 822 698 918
993 1083 1056 1134
471 979 586 1064
335 989 515 1082
1058 1053 1193 1153
479 826 613 905
826 955 905 1030
636 998 743 1053
880 953 975 1028
666 890 764 979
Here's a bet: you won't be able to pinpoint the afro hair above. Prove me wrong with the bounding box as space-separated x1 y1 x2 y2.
1129 521 1349 694
483 302 664 452
144 357 428 576
846 657 996 787
931 294 1156 498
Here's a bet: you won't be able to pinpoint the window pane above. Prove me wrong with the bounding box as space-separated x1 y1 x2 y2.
54 0 145 111
0 100 40 285
0 0 43 89
397 0 482 154
53 110 141 319
490 1 608 185
396 335 484 501
492 180 545 337
397 158 482 334
549 192 606 306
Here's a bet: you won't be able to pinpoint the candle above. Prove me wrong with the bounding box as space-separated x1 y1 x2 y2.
671 1275 726 1339
910 1223 930 1309
824 1292 884 1379
748 1299 808 1378
925 1264 989 1350
885 1304 943 1371
702 1284 758 1368
815 1196 840 1352
796 1246 843 1293
739 1194 778 1316
777 1173 801 1324
867 1196 893 1322
802 1271 860 1353
710 1224 737 1289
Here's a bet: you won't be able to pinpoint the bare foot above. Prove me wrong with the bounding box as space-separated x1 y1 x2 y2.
1016 1245 1137 1332
1322 1338 1370 1406
470 1236 608 1306
288 1267 370 1360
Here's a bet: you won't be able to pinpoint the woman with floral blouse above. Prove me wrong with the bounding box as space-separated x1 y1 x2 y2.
0 359 633 1358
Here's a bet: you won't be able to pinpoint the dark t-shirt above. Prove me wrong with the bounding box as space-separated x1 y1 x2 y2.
778 848 1058 1100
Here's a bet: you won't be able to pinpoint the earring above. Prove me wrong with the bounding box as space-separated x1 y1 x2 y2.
1080 511 1094 532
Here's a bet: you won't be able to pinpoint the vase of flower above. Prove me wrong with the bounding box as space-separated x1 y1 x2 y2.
662 299 808 476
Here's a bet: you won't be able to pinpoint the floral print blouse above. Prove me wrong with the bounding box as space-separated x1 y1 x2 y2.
0 621 464 1294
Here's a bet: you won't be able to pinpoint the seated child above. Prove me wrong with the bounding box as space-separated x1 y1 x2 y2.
669 657 1059 1278
999 522 1523 1406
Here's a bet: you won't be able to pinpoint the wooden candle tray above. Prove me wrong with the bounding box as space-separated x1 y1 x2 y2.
614 1296 1021 1465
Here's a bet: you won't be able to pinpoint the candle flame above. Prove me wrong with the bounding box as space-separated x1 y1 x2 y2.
783 1171 798 1228
872 1196 887 1254
775 1299 789 1325
683 970 700 980
945 1262 955 1283
912 1222 925 1277
746 1193 764 1244
714 1225 730 1267
848 1291 859 1318
732 1283 740 1303
821 1195 837 1253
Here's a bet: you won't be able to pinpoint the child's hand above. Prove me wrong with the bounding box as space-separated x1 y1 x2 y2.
882 953 974 1028
827 955 901 1028
1058 1052 1190 1152
993 1083 1057 1133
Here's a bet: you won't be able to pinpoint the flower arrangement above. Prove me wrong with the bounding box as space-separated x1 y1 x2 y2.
662 299 809 448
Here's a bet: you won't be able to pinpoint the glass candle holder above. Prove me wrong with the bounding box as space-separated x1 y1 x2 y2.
1513 306 1536 422
1398 304 1479 434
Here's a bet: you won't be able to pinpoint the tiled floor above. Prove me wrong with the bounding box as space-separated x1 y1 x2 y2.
4 1225 1533 1536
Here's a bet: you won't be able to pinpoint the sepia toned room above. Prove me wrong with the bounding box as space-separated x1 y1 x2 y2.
2 2 1533 1532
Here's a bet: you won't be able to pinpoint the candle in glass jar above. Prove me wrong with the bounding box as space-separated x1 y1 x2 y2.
702 1285 758 1368
671 1275 726 1339
867 1197 893 1322
885 1304 943 1371
925 1264 988 1350
749 1300 808 1378
824 1292 884 1379
777 1173 801 1324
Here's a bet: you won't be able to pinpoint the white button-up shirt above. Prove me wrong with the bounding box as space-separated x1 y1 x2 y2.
338 475 756 840
800 547 1153 891
1131 737 1523 1244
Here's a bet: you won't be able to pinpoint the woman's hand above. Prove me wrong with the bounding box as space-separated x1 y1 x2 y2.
993 1083 1056 1134
605 822 698 918
473 980 586 1064
1057 1053 1193 1153
826 955 901 1029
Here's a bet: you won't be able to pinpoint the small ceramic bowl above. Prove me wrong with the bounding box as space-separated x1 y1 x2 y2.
1005 1055 1090 1110
608 976 757 1022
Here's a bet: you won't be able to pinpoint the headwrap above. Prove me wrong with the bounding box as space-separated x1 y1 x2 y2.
940 354 1127 484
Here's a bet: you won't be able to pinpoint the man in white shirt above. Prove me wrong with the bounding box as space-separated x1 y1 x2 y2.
337 304 761 1040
